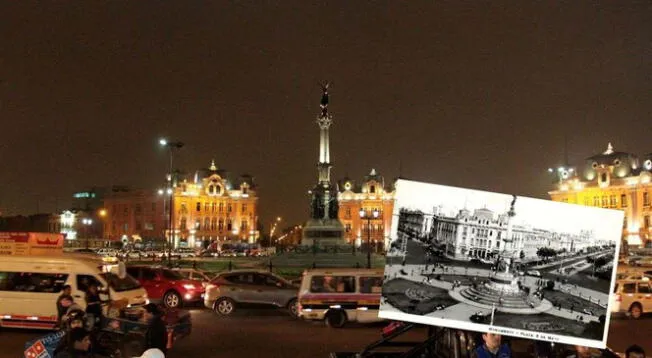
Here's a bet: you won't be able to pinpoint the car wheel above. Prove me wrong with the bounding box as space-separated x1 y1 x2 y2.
163 291 182 308
287 298 299 318
214 298 236 316
325 310 347 328
630 303 643 319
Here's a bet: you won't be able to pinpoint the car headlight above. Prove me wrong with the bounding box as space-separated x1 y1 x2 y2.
183 284 197 290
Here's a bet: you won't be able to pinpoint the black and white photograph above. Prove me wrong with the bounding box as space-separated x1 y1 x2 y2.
380 179 623 349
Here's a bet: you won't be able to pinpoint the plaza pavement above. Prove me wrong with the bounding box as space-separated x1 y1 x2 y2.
383 263 601 323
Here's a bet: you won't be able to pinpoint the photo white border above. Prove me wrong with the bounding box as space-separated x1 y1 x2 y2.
382 179 623 349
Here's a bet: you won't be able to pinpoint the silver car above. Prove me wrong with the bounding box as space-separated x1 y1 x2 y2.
204 270 299 317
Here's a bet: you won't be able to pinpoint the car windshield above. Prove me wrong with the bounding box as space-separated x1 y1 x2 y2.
161 269 185 281
100 272 142 292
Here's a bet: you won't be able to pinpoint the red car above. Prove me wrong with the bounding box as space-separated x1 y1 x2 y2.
126 265 205 308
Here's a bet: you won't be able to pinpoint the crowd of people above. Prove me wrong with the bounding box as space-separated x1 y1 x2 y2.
52 284 169 358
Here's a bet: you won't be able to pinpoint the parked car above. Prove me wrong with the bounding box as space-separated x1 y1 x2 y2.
611 277 652 319
526 270 542 277
172 268 215 287
126 265 205 308
204 270 299 317
173 248 197 258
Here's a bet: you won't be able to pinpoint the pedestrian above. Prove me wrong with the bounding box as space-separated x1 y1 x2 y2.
625 345 646 358
133 348 166 358
54 327 92 358
471 332 511 358
84 283 103 329
56 285 74 328
143 303 168 354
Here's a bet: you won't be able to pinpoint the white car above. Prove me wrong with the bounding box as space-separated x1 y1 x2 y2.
610 277 652 319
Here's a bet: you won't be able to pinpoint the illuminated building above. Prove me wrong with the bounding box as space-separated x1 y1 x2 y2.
548 143 652 249
337 169 395 250
172 160 259 248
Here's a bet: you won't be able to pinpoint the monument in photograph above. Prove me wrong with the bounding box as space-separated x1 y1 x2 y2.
301 83 346 248
380 179 623 349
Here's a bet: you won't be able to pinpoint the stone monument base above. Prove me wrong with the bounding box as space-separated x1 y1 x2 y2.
301 218 346 248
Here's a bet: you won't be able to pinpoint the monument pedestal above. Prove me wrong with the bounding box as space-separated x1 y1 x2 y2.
301 218 346 248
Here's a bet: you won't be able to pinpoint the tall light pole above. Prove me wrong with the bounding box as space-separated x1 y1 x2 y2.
98 209 107 246
82 218 93 250
159 138 184 263
360 208 379 269
269 217 281 247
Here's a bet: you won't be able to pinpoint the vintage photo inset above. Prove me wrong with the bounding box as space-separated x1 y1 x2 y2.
380 179 623 349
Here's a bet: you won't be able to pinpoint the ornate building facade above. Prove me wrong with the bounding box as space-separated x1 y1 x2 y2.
172 161 258 248
337 169 395 250
548 143 652 249
103 161 259 248
399 207 600 261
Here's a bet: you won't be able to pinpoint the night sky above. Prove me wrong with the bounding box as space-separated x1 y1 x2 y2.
0 2 650 228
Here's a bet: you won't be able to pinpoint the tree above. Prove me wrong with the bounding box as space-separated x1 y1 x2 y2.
536 247 557 261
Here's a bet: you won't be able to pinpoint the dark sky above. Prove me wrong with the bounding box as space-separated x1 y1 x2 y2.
0 2 650 228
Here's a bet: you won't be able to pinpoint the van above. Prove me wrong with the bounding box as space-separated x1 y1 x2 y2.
0 253 148 329
610 277 651 319
297 268 384 328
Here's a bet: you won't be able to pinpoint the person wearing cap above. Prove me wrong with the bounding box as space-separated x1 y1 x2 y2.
143 304 168 354
54 327 92 358
133 348 166 358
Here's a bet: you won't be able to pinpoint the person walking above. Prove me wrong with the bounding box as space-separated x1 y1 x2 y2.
84 284 103 329
56 285 74 328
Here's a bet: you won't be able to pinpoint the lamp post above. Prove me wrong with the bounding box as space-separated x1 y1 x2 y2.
98 209 107 246
359 208 379 269
82 218 93 250
158 188 173 261
269 217 281 247
159 138 184 263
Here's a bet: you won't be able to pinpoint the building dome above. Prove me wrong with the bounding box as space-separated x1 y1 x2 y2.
582 143 639 180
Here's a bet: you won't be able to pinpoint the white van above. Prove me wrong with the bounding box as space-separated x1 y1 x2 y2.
297 268 384 328
0 253 148 329
610 277 652 319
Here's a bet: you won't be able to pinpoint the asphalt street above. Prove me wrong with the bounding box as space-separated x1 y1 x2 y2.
2 308 650 358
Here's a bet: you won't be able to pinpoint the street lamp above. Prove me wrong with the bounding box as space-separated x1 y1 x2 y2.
159 138 184 264
82 218 93 250
269 217 282 247
360 208 379 269
98 209 107 243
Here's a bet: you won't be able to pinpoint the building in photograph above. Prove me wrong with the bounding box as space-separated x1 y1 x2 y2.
171 160 259 248
548 143 652 248
337 169 395 250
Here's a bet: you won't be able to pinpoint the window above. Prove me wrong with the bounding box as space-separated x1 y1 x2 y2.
345 208 351 219
227 219 232 231
638 283 652 294
601 196 608 207
644 216 650 229
609 195 616 208
359 276 383 294
241 220 248 230
205 203 210 212
345 224 351 233
195 220 201 230
593 197 599 206
180 218 187 230
621 194 627 208
255 273 282 287
126 267 140 279
227 204 232 213
161 270 184 281
218 219 224 231
211 203 216 213
309 275 355 293
219 203 224 213
600 173 608 183
0 272 69 293
370 185 376 194
76 274 103 293
242 204 247 213
644 192 650 207
204 218 210 231
196 202 201 212
242 186 248 194
622 283 636 294
225 273 254 284
583 197 590 206
141 268 157 281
